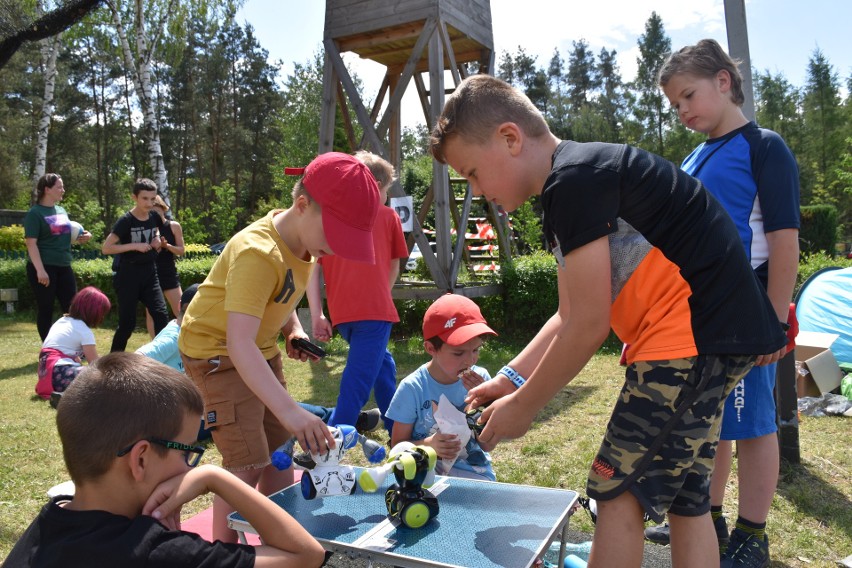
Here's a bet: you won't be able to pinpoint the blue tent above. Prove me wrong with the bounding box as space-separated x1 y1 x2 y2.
795 266 852 365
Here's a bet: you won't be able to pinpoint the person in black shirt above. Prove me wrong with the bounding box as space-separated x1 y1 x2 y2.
3 353 327 568
101 178 170 352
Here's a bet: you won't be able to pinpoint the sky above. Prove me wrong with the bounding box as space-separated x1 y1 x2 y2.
236 0 851 128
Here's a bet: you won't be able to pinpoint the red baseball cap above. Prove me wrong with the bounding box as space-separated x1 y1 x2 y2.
422 294 497 345
286 153 380 263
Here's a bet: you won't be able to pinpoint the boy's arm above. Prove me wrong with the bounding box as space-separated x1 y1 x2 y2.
306 267 332 342
227 312 335 454
388 254 400 289
753 228 799 366
476 236 613 451
765 228 799 322
466 312 565 408
143 465 326 568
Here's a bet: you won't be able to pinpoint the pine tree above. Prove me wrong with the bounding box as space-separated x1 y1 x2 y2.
631 12 672 157
801 48 844 204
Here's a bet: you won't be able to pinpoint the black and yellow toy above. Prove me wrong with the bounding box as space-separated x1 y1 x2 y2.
358 442 439 529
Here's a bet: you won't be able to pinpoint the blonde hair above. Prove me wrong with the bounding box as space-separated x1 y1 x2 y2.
658 39 745 106
354 150 396 191
430 74 550 164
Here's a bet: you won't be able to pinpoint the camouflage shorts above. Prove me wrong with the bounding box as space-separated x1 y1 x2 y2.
586 354 754 523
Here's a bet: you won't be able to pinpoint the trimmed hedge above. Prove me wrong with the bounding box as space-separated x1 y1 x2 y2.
0 256 218 310
500 252 559 333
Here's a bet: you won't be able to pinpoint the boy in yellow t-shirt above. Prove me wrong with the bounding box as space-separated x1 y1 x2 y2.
178 152 380 543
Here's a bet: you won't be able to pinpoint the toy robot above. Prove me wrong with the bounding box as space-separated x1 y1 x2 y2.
465 405 488 441
358 442 440 529
271 424 386 500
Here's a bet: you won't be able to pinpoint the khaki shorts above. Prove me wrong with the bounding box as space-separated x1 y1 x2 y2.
587 354 753 523
182 353 292 471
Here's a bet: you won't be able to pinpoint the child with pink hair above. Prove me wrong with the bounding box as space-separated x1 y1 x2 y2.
36 286 111 400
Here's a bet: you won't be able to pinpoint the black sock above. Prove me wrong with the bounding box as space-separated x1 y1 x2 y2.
735 515 766 539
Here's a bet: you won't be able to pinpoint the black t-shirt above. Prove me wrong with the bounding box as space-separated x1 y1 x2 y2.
3 496 256 567
110 210 164 267
541 140 786 358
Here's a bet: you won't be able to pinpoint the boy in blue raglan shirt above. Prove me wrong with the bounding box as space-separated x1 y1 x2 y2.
386 294 497 481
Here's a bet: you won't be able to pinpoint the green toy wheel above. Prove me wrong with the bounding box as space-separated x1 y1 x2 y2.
401 500 431 528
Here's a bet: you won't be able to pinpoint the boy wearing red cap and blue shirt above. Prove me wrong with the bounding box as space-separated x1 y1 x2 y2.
386 294 498 481
178 152 380 543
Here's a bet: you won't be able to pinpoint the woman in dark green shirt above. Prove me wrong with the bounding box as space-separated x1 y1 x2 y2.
24 174 91 340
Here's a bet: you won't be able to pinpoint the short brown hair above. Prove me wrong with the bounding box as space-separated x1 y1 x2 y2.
57 353 204 483
354 150 396 191
430 74 550 164
658 39 745 106
133 178 158 195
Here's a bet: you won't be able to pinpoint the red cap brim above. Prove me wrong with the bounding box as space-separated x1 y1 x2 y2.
439 322 497 345
323 209 376 264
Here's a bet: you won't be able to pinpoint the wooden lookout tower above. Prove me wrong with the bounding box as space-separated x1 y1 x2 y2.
320 0 512 298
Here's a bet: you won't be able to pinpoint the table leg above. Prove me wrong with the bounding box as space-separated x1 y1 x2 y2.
558 522 568 568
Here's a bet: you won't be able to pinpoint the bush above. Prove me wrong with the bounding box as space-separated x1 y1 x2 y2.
795 251 852 298
500 251 558 333
799 205 838 254
0 225 25 251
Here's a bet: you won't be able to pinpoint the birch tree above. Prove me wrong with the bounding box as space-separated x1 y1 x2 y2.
106 0 174 202
32 30 61 194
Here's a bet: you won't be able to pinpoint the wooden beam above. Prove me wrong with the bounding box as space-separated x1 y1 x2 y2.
318 51 337 153
337 22 426 52
429 24 452 289
336 81 357 150
323 38 387 156
392 283 502 300
375 16 437 139
413 73 433 130
385 49 487 74
438 18 461 86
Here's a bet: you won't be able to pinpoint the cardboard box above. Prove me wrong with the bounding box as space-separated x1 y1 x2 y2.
795 331 844 398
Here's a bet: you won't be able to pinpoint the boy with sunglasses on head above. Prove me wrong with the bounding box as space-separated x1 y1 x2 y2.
4 353 326 568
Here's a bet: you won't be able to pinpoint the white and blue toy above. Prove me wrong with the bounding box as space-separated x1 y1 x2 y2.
272 424 386 500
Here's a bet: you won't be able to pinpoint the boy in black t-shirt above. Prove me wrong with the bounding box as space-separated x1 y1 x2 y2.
430 74 787 567
102 178 170 352
3 353 327 568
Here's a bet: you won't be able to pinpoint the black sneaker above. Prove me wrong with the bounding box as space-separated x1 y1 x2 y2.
355 408 382 433
644 515 729 550
49 391 62 409
644 522 671 545
720 528 769 568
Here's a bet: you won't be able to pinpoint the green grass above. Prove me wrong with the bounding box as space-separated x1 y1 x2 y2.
0 313 849 565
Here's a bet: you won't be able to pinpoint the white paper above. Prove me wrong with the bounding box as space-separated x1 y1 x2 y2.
433 394 471 472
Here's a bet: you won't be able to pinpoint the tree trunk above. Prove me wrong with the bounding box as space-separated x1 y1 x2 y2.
32 32 61 200
110 0 171 203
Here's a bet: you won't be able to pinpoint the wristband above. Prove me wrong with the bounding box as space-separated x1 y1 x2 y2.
499 365 526 389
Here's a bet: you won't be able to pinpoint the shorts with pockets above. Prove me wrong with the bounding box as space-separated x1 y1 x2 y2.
586 354 753 523
182 353 291 471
